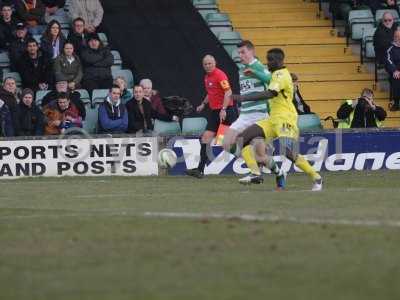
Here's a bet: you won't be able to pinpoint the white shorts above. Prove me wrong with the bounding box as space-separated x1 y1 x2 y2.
229 112 268 133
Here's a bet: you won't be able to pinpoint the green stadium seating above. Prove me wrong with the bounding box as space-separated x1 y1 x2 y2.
111 50 122 65
193 0 217 9
182 117 207 135
92 89 109 106
98 32 108 46
298 114 323 132
76 89 91 105
206 13 232 36
361 27 376 60
112 69 134 89
82 106 99 134
153 119 181 135
35 90 51 105
348 9 375 40
0 52 10 68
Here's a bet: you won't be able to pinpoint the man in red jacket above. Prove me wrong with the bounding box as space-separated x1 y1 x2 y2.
186 55 238 178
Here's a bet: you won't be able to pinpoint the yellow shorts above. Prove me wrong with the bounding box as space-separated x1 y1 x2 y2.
256 118 299 142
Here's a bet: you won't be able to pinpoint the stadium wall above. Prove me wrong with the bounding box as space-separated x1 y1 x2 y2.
1 128 400 179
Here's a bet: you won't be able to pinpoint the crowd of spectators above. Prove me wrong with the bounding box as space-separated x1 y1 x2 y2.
0 1 179 137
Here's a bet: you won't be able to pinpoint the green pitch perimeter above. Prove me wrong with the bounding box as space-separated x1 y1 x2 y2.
1 171 400 300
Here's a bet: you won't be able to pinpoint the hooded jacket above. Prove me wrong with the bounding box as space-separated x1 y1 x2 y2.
98 96 128 134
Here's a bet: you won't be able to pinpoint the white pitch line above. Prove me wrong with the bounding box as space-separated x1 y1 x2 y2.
0 210 400 228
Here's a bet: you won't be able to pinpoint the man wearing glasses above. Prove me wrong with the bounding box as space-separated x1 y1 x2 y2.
374 12 398 64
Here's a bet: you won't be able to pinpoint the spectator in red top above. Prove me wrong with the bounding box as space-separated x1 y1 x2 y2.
186 55 238 178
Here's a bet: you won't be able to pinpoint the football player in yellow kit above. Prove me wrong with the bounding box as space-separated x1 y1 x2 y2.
233 48 323 191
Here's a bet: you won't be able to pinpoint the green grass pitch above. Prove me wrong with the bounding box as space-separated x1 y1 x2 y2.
1 170 400 300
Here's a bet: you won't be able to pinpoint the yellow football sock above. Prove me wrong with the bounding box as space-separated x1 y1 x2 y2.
294 155 321 181
242 145 261 175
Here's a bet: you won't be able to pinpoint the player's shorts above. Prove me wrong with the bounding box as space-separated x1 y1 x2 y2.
206 106 238 132
256 117 299 142
229 112 268 133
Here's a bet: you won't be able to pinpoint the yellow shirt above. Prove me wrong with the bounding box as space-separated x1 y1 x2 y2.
268 67 298 125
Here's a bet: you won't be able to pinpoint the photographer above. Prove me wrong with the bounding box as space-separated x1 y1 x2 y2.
337 88 387 128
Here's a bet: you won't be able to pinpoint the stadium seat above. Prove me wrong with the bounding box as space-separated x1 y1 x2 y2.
47 15 71 29
375 9 399 25
206 13 233 36
3 72 21 86
348 9 375 40
76 89 91 105
230 48 241 63
153 119 181 135
92 89 109 106
193 0 217 9
33 34 41 44
219 31 242 56
0 52 10 68
98 33 108 46
35 90 51 106
182 117 207 135
61 29 69 37
361 27 376 62
111 65 122 71
111 50 122 65
297 114 323 132
82 106 99 134
112 69 134 89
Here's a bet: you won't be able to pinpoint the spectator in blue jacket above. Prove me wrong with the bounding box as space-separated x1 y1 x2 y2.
0 98 14 137
98 85 128 134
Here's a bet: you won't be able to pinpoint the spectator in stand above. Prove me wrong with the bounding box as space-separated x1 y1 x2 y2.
42 0 66 21
42 77 86 119
329 1 369 22
369 0 399 14
139 78 178 121
15 0 46 35
126 85 155 134
0 98 13 136
53 42 83 89
374 12 398 65
17 88 44 136
67 17 87 57
43 91 82 135
17 38 53 91
40 19 66 59
291 73 312 115
9 22 30 71
113 76 132 104
0 4 19 50
337 88 386 128
0 77 19 135
386 29 400 110
98 84 128 134
69 0 103 33
80 32 113 93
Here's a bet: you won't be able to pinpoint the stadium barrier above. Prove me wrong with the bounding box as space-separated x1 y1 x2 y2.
1 128 400 179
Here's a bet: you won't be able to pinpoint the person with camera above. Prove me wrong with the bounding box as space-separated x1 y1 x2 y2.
336 88 387 128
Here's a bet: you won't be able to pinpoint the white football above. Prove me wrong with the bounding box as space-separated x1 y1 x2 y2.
158 148 177 169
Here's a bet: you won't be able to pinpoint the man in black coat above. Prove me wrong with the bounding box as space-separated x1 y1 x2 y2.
67 17 87 57
337 88 387 128
0 4 19 50
373 12 398 64
126 85 154 134
0 77 19 135
80 32 113 94
9 22 30 71
385 29 400 110
17 38 53 91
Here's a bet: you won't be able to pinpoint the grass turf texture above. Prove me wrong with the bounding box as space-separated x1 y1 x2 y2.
0 171 400 300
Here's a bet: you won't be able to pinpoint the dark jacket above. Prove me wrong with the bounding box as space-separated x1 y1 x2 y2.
53 53 83 85
41 90 86 119
337 98 387 128
0 87 19 135
373 22 398 64
80 45 113 81
15 0 46 25
41 0 65 8
9 35 30 71
0 17 19 49
0 100 14 137
293 89 312 115
40 34 66 59
66 30 87 57
98 98 128 134
385 43 400 74
126 98 154 133
369 0 399 14
17 50 53 90
17 100 44 136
